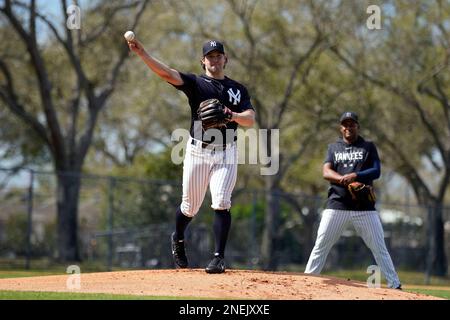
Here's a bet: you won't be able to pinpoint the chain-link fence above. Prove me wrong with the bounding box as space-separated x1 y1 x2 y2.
0 168 449 274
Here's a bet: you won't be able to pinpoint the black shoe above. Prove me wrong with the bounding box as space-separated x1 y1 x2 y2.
205 256 225 274
171 232 188 268
395 284 402 290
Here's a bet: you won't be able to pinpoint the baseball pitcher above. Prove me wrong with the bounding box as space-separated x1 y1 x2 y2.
127 37 255 273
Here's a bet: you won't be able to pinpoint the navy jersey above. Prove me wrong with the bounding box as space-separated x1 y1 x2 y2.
324 136 380 211
172 72 254 145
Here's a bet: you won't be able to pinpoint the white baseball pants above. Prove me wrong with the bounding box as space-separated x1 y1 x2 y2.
305 209 401 288
180 137 238 217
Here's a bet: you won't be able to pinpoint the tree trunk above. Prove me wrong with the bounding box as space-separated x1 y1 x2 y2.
261 175 280 270
302 206 319 264
56 172 81 262
426 202 447 277
279 192 321 266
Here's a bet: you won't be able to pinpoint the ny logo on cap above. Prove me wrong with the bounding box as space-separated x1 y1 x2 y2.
346 112 352 117
210 41 217 47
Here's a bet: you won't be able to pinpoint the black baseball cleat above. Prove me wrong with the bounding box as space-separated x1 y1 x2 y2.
395 284 402 290
205 256 225 274
171 232 188 268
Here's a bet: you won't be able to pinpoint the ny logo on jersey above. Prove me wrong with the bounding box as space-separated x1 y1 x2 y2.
210 41 217 47
227 88 241 105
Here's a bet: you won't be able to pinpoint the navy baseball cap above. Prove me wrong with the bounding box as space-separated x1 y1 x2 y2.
202 40 225 56
339 111 359 124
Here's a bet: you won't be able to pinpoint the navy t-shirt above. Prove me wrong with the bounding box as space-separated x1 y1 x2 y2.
172 72 254 145
324 136 380 211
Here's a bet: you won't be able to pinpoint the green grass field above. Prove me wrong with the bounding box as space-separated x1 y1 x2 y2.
1 288 448 300
322 269 450 299
0 290 178 300
403 289 450 300
0 270 64 279
0 267 449 300
322 269 450 287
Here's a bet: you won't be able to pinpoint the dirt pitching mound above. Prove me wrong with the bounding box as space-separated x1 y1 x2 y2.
0 269 442 300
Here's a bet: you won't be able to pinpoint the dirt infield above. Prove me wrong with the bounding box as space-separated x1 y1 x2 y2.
0 269 442 300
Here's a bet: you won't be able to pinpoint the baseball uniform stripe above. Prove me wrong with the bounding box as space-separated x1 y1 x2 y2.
351 211 401 288
181 139 239 216
306 209 401 288
210 145 237 210
181 141 211 216
305 209 350 274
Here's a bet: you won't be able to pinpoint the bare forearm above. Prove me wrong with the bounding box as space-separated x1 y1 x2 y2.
232 109 255 127
323 167 344 184
137 50 183 85
323 166 357 186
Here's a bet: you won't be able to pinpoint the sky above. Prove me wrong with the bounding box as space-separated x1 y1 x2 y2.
37 0 90 17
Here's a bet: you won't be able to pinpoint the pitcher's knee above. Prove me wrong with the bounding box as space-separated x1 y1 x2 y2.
211 198 231 211
180 202 200 217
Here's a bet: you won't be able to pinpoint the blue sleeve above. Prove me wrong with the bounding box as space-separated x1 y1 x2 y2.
356 159 381 182
357 143 381 182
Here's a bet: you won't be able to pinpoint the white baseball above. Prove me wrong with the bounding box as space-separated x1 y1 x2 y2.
124 31 135 41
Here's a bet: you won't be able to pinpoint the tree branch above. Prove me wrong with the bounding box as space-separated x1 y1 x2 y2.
67 83 82 162
373 124 434 204
11 1 87 126
0 58 51 149
418 77 450 140
424 151 443 172
436 0 450 48
438 167 450 202
81 1 143 45
226 0 258 72
276 38 324 128
29 0 36 42
60 0 93 103
12 0 88 99
275 133 314 186
96 0 150 107
76 0 150 162
1 0 66 165
331 46 448 163
94 143 124 167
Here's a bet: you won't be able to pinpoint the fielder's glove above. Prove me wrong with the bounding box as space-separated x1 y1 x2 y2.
347 182 376 207
197 99 233 130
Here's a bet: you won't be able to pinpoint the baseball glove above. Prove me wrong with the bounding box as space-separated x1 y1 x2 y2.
347 182 376 207
197 99 232 130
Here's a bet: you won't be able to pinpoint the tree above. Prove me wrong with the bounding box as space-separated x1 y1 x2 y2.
0 0 149 261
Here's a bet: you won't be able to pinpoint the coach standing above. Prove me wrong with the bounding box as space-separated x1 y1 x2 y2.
304 111 402 289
